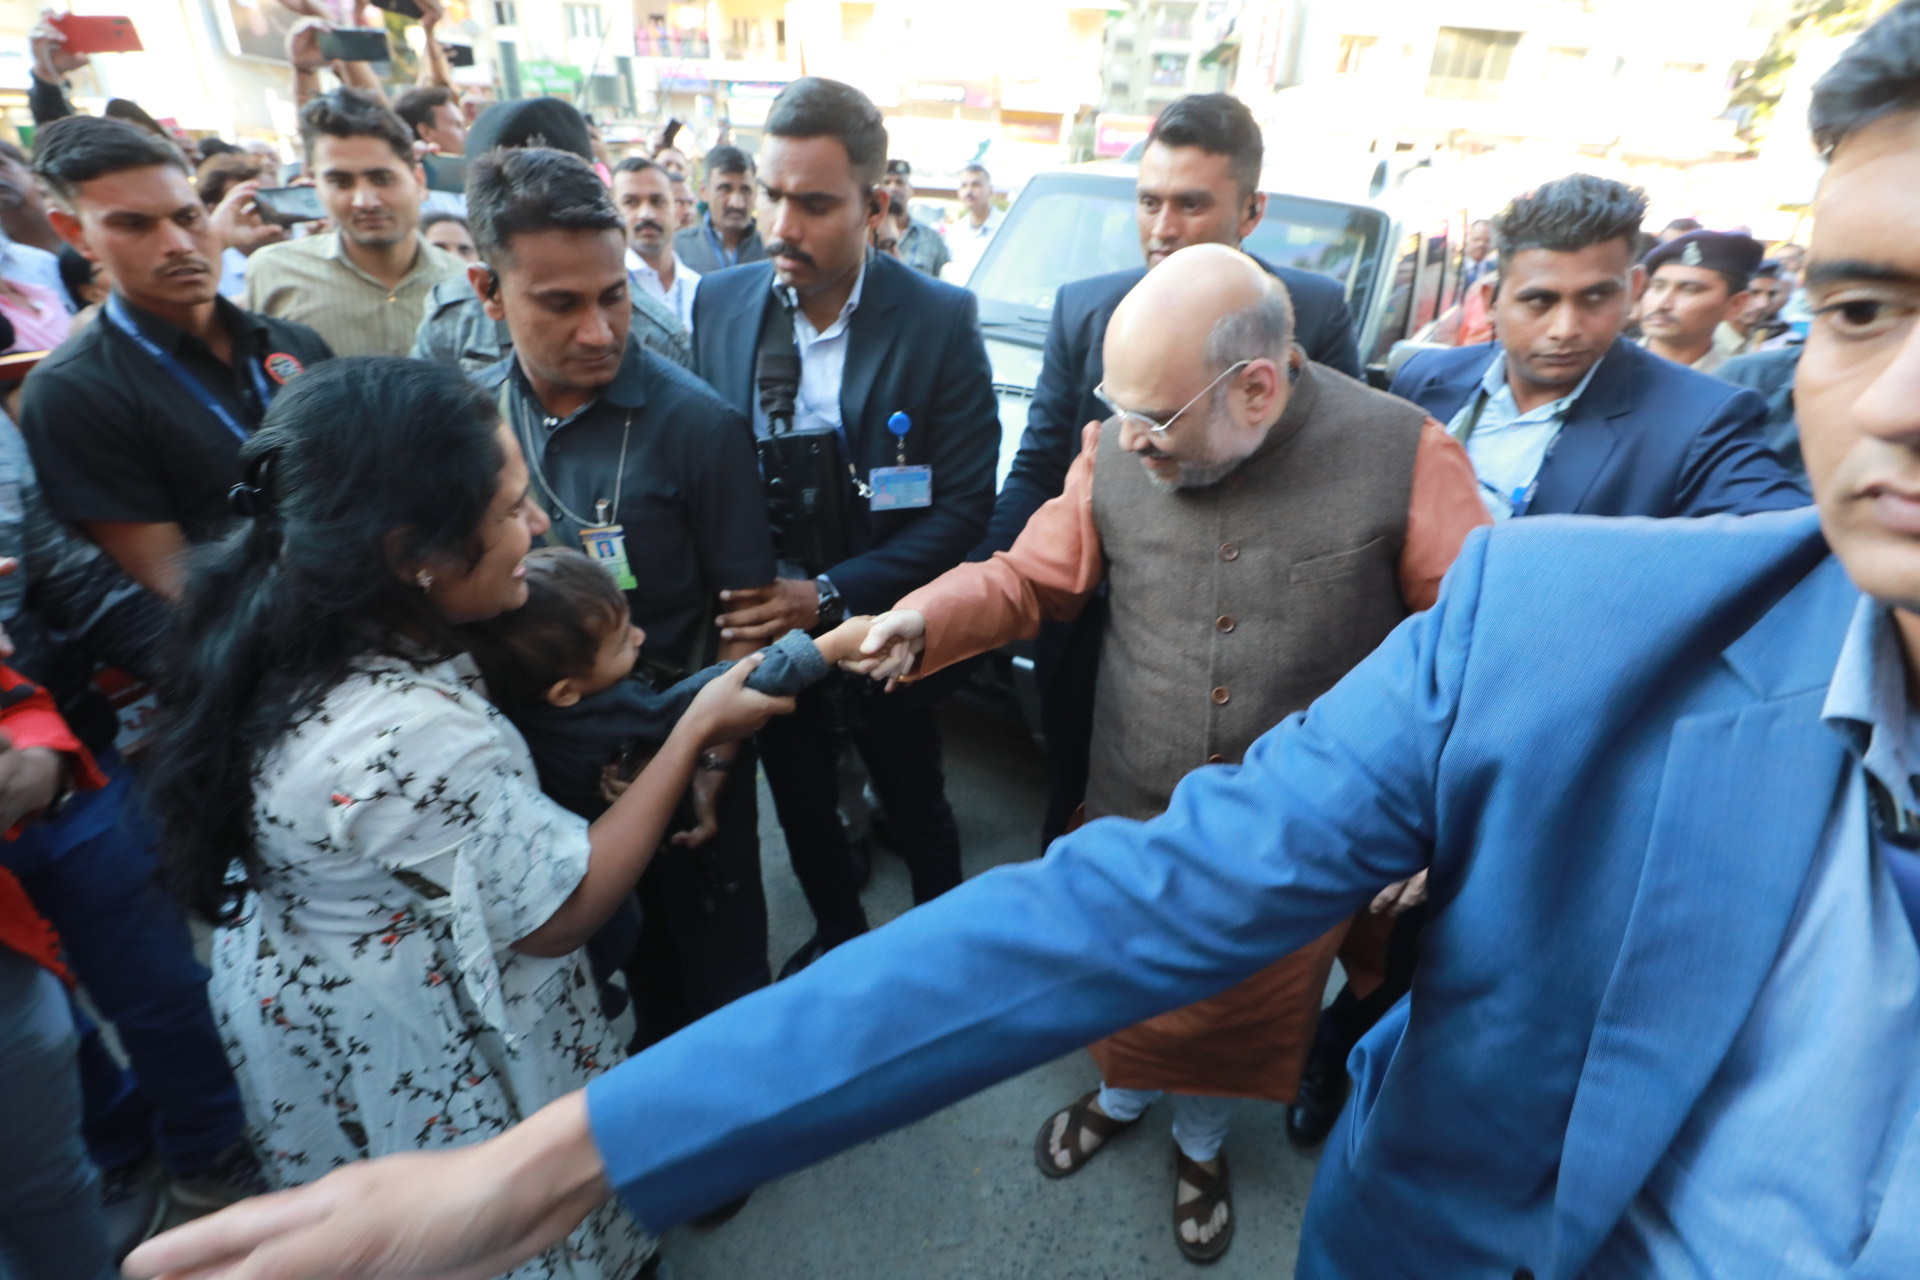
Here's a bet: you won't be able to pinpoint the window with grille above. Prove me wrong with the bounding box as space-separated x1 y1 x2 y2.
1426 27 1520 99
564 3 606 38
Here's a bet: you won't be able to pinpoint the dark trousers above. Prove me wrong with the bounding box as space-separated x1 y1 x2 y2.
1313 902 1430 1074
759 685 962 945
0 951 113 1280
1034 595 1107 849
0 754 244 1177
622 741 771 1048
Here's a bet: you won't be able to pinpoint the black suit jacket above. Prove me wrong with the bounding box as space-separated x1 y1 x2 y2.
977 257 1360 556
1389 339 1808 517
690 253 1000 616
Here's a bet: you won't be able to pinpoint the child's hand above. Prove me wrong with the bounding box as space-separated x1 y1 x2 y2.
813 615 875 666
685 653 794 746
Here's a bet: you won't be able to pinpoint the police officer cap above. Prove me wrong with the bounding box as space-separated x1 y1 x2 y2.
466 98 595 162
1642 230 1765 289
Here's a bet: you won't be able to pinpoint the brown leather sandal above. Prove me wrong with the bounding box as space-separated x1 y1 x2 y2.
1173 1150 1234 1264
1032 1090 1138 1179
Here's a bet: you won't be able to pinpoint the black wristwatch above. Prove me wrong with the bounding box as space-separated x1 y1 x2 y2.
814 574 846 629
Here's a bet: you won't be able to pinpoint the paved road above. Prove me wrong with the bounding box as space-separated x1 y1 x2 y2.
657 697 1320 1280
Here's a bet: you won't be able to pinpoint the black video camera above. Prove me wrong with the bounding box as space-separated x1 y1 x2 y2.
755 348 850 577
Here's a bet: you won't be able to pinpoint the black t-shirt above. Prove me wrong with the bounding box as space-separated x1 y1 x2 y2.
481 336 777 674
18 295 334 541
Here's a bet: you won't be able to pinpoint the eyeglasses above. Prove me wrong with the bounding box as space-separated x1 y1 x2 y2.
1092 360 1252 437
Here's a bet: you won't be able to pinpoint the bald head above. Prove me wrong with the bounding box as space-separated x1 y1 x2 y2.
1107 243 1288 377
1099 244 1301 491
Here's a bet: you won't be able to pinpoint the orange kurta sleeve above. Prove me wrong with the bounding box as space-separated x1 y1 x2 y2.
899 422 1108 678
1399 419 1491 612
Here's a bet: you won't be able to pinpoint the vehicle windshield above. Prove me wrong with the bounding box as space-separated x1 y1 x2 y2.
970 172 1387 331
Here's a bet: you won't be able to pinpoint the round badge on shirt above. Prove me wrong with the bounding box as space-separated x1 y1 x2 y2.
263 352 305 384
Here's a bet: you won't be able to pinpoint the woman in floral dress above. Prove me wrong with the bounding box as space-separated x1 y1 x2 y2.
143 358 787 1280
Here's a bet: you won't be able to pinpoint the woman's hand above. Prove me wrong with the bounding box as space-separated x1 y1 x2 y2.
123 1093 608 1280
684 654 793 747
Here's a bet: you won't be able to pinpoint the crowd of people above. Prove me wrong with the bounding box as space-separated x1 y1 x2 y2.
2 0 1918 1277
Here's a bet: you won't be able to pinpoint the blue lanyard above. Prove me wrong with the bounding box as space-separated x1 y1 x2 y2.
1455 386 1568 520
103 294 271 443
702 216 740 269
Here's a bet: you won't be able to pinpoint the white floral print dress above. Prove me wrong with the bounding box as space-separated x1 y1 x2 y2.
214 654 651 1280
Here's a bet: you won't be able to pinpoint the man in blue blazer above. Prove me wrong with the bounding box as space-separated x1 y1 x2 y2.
1282 172 1814 1150
695 78 1000 976
119 9 1920 1277
1390 174 1807 521
984 93 1363 851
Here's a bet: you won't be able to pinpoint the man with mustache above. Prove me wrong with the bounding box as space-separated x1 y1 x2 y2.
849 243 1487 1261
674 145 765 274
244 90 466 359
1637 230 1765 374
612 157 698 332
691 77 999 977
19 116 333 597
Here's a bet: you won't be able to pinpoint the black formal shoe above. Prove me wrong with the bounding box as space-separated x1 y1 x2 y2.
1286 1053 1350 1148
689 1191 751 1230
777 935 830 979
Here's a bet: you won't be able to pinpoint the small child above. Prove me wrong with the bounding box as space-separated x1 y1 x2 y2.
465 546 872 821
466 548 871 1020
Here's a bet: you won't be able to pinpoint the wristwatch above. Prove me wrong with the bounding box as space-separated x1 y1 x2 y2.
814 574 846 629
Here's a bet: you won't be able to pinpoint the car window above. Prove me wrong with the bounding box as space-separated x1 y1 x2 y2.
970 173 1385 334
969 184 1140 312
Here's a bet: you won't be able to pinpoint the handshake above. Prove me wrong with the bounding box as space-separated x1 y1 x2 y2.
819 610 928 689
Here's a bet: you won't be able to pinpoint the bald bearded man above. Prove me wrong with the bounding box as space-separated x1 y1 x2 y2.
851 245 1488 1261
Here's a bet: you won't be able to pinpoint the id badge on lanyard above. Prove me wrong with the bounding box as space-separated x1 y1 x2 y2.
869 411 932 511
579 501 638 590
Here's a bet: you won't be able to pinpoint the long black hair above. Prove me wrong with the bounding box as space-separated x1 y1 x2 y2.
144 356 507 925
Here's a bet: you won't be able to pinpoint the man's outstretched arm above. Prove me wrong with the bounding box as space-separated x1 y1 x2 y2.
126 527 1491 1280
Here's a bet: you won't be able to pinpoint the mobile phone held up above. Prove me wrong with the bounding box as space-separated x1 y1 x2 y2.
316 27 391 64
366 0 425 17
49 14 142 54
253 187 328 227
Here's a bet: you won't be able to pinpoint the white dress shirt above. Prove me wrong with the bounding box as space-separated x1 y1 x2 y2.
944 206 1003 283
751 257 868 441
1446 347 1603 520
625 247 700 333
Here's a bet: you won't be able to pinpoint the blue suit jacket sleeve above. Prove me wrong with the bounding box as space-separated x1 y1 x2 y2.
1283 268 1362 380
976 294 1089 558
1673 384 1809 516
825 288 999 614
584 529 1491 1228
1385 348 1439 406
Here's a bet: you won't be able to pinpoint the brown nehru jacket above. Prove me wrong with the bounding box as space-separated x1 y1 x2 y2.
899 361 1489 1100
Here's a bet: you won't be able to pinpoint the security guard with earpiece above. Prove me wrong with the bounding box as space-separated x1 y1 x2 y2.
691 77 999 978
